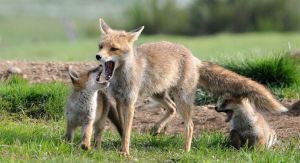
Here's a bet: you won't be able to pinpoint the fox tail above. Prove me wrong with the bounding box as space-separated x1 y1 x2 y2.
197 61 288 113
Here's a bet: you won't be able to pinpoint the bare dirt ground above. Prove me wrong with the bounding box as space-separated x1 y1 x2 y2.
1 61 300 141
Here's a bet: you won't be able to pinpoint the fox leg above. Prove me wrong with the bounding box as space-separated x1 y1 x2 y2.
94 107 110 148
173 92 194 152
65 119 76 143
266 130 277 149
116 102 125 130
118 101 135 156
230 130 242 149
80 120 94 150
255 135 267 150
93 118 106 148
151 92 176 135
107 105 123 137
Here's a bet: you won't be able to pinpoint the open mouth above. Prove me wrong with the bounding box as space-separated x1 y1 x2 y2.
96 72 101 82
216 109 233 122
104 61 115 81
224 110 233 122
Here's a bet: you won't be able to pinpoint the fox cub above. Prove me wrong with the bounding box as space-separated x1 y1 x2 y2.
65 66 122 150
215 94 277 149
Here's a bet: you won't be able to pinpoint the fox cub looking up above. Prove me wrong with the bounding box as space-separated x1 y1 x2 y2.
65 66 122 150
215 94 277 149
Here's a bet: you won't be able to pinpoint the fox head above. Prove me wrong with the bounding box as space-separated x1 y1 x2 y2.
95 18 144 81
68 66 109 91
215 94 248 122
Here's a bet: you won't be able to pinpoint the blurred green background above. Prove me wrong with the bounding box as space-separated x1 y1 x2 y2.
0 0 299 62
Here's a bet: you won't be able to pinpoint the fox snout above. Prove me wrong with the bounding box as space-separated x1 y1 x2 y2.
95 53 113 62
96 54 101 61
215 106 225 112
214 106 219 111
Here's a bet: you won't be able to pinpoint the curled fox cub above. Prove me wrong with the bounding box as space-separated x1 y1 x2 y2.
215 94 277 149
65 66 122 150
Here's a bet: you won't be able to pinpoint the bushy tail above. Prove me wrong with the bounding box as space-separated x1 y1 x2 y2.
197 61 288 113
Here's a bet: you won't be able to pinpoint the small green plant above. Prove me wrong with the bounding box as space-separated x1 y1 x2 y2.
195 89 217 106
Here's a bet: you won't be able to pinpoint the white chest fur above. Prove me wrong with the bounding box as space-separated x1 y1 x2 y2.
67 89 98 122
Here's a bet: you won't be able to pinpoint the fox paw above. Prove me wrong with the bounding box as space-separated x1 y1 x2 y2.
150 125 167 136
93 141 102 149
80 143 91 150
120 151 130 157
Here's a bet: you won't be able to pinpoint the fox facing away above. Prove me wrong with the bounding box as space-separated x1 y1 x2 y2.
95 19 286 155
215 94 277 149
65 66 122 150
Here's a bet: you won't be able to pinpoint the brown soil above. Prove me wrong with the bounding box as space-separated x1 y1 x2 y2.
1 61 300 140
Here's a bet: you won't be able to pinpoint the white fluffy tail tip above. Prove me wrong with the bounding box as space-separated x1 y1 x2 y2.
277 106 288 113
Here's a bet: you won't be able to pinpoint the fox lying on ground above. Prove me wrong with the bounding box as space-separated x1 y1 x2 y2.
215 94 277 149
65 66 122 150
95 19 287 155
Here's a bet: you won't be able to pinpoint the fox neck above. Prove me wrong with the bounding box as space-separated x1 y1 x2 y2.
75 88 98 112
232 102 258 125
109 47 144 103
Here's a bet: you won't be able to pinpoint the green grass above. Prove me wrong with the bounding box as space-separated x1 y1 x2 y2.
224 54 300 87
1 14 300 62
0 76 69 120
0 118 299 162
1 32 300 62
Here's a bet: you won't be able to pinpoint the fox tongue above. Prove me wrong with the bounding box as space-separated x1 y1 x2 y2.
105 71 111 80
104 61 115 80
225 111 233 122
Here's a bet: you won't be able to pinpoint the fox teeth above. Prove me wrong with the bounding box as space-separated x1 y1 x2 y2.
105 76 110 80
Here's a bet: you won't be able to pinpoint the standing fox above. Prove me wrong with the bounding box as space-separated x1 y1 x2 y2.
95 19 287 155
65 66 122 150
215 94 277 149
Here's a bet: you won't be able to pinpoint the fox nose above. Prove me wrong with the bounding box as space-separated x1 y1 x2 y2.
214 106 218 111
96 54 102 61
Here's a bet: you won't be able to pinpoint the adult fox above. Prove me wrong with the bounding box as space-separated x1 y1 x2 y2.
95 19 287 155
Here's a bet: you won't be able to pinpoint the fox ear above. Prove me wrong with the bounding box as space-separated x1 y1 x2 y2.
68 67 80 83
99 18 111 34
128 26 144 42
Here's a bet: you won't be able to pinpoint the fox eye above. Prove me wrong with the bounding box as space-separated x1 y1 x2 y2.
110 47 119 51
99 44 103 50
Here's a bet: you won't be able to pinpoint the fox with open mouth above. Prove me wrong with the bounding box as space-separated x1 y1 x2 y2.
95 18 200 155
65 66 122 150
95 19 287 156
215 94 277 149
